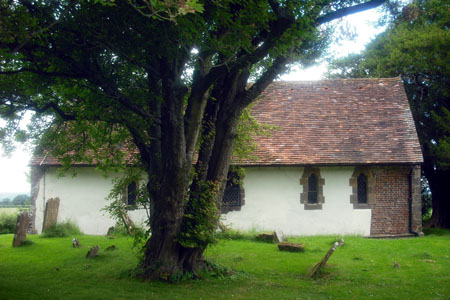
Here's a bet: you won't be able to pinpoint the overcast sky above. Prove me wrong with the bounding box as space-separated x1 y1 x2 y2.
0 7 386 194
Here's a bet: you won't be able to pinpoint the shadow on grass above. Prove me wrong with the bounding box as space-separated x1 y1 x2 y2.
17 240 34 247
423 228 450 236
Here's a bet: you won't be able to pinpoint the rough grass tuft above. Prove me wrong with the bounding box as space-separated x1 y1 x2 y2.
41 220 82 238
215 228 258 241
0 211 18 234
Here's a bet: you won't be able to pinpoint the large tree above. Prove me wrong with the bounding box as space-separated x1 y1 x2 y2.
327 0 450 228
0 0 387 279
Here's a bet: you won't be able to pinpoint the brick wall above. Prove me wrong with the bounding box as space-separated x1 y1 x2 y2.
370 166 411 236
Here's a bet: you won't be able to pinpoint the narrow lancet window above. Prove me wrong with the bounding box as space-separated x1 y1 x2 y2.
308 173 318 204
357 173 368 204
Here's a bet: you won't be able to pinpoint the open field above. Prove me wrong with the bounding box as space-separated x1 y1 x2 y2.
0 230 449 300
0 206 30 214
0 207 20 215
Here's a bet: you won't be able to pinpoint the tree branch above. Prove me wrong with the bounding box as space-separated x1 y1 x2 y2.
30 102 77 121
0 68 85 79
316 0 387 25
241 55 290 107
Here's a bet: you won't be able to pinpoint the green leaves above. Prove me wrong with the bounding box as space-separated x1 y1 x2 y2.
178 178 219 249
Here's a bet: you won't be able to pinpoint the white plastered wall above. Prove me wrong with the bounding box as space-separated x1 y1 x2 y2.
34 167 148 235
221 166 372 236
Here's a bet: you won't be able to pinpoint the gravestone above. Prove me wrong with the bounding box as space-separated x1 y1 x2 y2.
72 238 80 248
86 245 99 258
42 197 60 232
256 232 277 243
274 229 285 243
120 209 135 235
13 212 30 247
278 242 304 252
310 239 344 278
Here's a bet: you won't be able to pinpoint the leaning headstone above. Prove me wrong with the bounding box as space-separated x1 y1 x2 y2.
42 197 60 232
13 212 30 247
86 245 99 258
106 226 115 236
274 229 285 243
310 239 344 278
120 209 135 235
72 238 80 248
217 221 228 233
278 242 304 252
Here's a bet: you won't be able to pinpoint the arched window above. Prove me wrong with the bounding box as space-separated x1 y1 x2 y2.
308 173 318 204
300 168 325 209
350 168 373 209
357 173 367 204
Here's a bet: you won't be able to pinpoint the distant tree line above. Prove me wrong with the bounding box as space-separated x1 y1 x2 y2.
0 194 31 206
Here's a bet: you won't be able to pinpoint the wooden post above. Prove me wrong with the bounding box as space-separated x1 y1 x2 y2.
310 239 344 278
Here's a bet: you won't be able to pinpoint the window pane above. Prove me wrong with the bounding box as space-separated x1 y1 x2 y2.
127 182 137 206
308 174 318 203
357 174 367 204
222 187 241 206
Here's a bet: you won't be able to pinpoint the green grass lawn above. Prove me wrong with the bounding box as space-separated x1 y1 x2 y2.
0 230 449 300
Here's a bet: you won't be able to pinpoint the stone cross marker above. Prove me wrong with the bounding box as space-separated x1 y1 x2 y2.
42 197 60 232
13 211 30 247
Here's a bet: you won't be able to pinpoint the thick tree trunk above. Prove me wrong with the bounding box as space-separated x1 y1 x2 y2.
139 135 208 278
141 184 184 278
425 169 450 229
139 71 208 278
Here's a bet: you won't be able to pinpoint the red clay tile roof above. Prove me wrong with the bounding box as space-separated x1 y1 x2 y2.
31 77 423 166
238 77 423 165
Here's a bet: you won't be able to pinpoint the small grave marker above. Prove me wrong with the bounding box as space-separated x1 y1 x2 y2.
86 245 99 258
13 212 30 247
72 238 80 248
274 229 285 243
278 242 304 252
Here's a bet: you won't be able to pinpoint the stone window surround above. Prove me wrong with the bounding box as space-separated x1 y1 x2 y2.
300 167 325 210
349 167 375 209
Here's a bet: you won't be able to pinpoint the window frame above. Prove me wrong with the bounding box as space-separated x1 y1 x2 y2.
300 167 325 210
349 167 375 209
